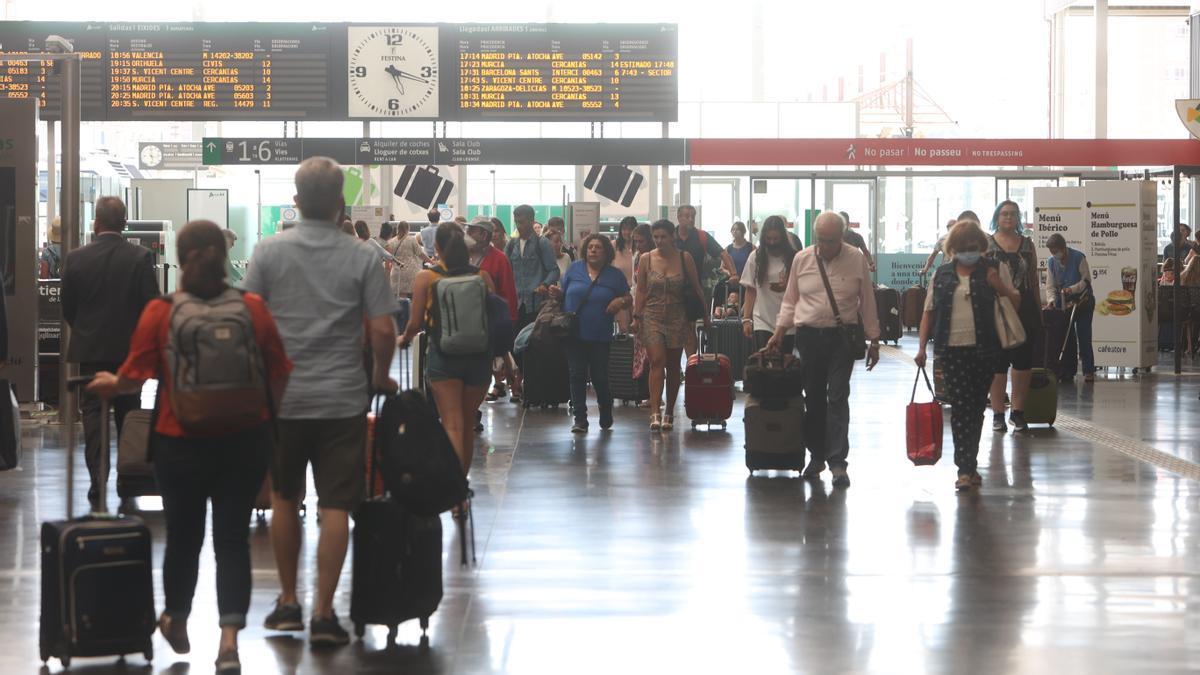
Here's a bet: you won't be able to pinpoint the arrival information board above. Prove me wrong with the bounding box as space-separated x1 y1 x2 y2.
0 22 676 122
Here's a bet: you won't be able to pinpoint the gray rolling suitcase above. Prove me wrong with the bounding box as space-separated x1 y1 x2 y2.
744 394 806 473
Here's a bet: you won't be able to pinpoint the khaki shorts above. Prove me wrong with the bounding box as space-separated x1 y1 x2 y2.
272 416 366 512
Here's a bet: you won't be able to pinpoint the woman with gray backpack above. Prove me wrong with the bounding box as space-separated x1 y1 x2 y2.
397 223 496 510
86 220 293 672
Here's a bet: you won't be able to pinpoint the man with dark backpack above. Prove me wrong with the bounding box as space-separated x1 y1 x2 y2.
675 204 737 356
243 157 398 647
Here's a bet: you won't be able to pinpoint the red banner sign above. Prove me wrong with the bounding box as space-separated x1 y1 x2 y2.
685 138 1200 167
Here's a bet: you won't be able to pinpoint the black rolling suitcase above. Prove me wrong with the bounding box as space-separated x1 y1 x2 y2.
521 335 570 409
702 319 752 382
116 404 158 500
350 440 444 647
875 286 902 344
608 333 649 404
1033 308 1069 375
40 378 156 669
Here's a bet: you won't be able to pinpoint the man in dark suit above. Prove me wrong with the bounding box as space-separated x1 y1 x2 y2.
62 197 160 508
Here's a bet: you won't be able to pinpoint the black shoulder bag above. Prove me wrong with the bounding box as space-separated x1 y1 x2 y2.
679 251 707 321
815 253 867 361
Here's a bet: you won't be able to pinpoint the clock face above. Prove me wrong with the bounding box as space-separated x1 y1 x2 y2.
347 26 439 119
140 144 162 168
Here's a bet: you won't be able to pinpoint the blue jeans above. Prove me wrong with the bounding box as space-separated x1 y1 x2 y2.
1061 299 1096 377
566 340 612 425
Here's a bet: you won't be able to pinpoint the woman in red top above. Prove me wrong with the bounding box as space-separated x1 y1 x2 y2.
88 220 292 673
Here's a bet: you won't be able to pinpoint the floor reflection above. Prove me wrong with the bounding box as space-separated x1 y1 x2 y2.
6 344 1200 672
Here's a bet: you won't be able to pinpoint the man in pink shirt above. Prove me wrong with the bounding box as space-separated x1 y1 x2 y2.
767 211 880 488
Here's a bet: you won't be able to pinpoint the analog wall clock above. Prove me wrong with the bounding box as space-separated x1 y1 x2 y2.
140 144 163 169
347 26 439 119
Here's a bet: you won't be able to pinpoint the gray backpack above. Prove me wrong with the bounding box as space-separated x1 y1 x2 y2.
430 268 490 356
166 288 268 433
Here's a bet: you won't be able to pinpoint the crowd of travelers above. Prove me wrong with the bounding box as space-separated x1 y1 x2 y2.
35 152 1163 669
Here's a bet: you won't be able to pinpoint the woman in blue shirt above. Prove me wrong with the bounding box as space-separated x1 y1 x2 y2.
725 221 754 280
551 234 632 433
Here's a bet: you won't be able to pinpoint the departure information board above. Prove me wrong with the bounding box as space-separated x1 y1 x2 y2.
0 22 677 122
445 24 677 121
104 22 335 119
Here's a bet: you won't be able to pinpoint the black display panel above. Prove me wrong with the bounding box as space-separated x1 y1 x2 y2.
0 22 677 122
442 23 677 121
0 21 340 121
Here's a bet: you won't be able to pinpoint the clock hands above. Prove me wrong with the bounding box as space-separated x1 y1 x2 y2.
384 64 429 95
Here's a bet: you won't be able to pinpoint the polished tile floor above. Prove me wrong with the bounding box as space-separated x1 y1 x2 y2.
5 340 1200 674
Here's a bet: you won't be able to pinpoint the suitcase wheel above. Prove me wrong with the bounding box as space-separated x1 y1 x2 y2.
355 622 365 639
387 625 398 645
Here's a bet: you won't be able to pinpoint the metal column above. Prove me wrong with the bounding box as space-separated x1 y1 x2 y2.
1095 0 1108 139
58 54 81 423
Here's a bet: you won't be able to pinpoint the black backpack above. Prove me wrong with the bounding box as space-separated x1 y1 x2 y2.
374 390 469 517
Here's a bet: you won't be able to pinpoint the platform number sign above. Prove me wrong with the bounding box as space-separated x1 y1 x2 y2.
347 26 439 119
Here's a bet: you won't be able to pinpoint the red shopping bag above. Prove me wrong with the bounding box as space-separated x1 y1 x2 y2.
906 367 943 466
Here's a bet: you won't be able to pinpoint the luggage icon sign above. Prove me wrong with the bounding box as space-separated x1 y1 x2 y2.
584 165 645 208
395 165 455 210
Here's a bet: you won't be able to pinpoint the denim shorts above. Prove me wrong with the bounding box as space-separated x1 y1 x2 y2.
427 343 492 387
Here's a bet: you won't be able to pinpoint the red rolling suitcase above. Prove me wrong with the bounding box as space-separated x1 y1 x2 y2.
685 351 734 430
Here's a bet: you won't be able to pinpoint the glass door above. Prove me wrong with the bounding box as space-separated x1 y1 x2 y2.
690 177 749 248
823 179 876 251
748 177 814 245
1001 177 1059 225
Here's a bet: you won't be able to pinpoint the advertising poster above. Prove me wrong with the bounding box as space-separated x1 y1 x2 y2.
350 205 388 236
1083 181 1157 368
874 253 928 290
1030 186 1086 283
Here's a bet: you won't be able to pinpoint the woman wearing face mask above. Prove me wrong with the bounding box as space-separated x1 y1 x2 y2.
741 216 797 351
1044 234 1096 382
985 200 1043 433
613 216 640 287
915 220 1020 491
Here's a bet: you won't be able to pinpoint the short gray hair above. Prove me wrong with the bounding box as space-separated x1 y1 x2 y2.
294 157 344 220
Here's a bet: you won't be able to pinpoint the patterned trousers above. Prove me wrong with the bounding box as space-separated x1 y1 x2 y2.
940 347 994 474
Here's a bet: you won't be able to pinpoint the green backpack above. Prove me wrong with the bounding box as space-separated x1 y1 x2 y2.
430 268 490 356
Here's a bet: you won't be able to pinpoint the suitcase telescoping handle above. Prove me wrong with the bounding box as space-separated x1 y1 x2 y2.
65 376 113 519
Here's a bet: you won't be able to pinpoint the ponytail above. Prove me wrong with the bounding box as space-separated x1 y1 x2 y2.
435 222 470 269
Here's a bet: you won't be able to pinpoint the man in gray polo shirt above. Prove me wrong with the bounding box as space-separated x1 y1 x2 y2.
243 156 398 647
